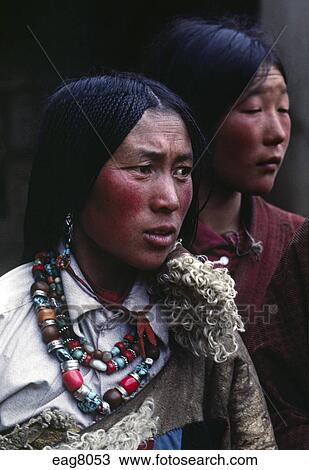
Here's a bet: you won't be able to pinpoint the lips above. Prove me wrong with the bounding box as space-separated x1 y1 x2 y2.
143 225 177 248
257 156 282 166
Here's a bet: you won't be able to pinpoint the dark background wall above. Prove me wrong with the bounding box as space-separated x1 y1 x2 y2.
3 0 294 276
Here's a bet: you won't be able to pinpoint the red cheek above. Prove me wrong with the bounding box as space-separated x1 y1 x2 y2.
91 170 147 231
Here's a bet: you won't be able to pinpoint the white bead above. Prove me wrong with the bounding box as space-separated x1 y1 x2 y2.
219 256 229 266
84 341 95 353
145 358 154 367
73 384 90 401
90 359 107 372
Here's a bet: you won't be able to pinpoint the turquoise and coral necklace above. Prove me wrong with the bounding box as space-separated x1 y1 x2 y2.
31 243 160 416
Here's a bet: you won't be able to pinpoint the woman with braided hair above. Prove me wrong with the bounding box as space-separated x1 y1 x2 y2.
0 73 275 450
144 17 307 448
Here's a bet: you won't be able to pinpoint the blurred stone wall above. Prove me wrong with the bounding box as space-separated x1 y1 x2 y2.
261 0 309 217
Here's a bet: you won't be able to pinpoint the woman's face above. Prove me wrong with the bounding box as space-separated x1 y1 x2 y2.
212 66 291 194
78 109 193 270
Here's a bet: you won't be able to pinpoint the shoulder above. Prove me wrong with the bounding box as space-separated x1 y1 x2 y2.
0 262 33 314
254 197 305 231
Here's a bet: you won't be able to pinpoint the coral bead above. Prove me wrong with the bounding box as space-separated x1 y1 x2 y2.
122 349 136 363
62 370 83 392
106 361 117 375
81 353 92 365
114 342 126 353
124 334 134 343
119 375 139 395
103 388 123 410
67 340 81 349
122 349 136 362
32 264 44 273
42 325 59 343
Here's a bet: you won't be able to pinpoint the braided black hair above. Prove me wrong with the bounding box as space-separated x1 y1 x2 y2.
23 72 205 260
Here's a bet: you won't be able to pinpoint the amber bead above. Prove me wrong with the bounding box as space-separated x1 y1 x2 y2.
93 349 103 360
37 308 56 323
42 325 59 343
31 281 49 295
103 388 123 410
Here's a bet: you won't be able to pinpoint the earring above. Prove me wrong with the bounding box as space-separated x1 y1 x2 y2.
56 212 73 269
64 212 73 246
171 238 182 252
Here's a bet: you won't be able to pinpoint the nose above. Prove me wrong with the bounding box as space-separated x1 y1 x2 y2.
264 112 289 147
150 175 180 213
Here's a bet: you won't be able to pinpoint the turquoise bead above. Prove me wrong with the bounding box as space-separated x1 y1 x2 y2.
55 348 72 362
137 368 148 378
45 263 52 275
72 349 84 360
56 317 68 328
49 283 56 291
114 357 126 369
33 296 50 308
136 361 150 379
77 391 101 413
111 346 121 357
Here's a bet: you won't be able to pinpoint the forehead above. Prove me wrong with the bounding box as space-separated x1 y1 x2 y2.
119 109 192 153
246 66 288 98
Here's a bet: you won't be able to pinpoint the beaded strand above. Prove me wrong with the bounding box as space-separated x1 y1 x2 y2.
31 247 160 415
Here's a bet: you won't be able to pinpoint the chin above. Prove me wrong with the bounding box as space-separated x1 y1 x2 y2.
128 252 169 272
241 178 276 195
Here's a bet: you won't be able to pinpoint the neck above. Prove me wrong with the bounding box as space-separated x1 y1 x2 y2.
199 182 242 234
72 223 136 295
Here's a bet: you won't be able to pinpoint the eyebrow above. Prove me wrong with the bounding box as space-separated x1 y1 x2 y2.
245 85 288 99
131 149 194 162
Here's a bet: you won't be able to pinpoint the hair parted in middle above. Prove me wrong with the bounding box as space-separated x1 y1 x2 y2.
23 72 206 261
144 16 287 137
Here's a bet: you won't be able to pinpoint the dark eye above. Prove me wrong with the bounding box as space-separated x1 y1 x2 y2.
242 108 262 114
174 166 192 178
134 165 152 175
278 108 290 114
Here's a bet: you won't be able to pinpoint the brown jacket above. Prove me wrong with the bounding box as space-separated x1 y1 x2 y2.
0 333 276 450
